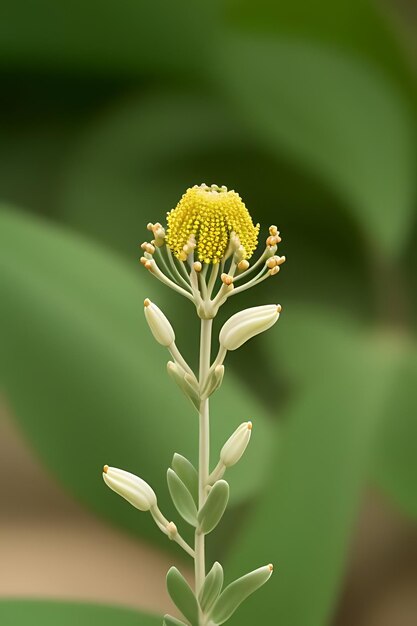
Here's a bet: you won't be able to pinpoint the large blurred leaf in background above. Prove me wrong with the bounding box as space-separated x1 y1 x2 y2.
374 347 417 518
223 0 414 88
226 325 402 626
219 35 415 258
0 0 216 75
0 206 273 551
0 601 159 626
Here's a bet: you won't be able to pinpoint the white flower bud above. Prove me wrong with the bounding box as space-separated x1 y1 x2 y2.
166 521 178 540
144 299 175 347
220 422 252 468
219 304 281 351
103 465 157 511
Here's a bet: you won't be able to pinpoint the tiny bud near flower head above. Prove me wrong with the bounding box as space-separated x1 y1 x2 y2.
221 273 234 286
193 261 202 272
219 304 280 351
144 299 175 347
268 563 274 572
238 259 250 271
103 465 157 511
270 266 280 276
166 521 178 540
220 421 252 468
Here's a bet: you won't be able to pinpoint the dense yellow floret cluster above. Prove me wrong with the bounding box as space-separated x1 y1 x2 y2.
166 184 260 264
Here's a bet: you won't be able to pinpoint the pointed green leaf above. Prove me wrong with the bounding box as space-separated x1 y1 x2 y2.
198 480 229 535
166 567 199 626
163 615 187 626
211 565 273 624
172 453 198 505
167 468 197 526
198 561 224 614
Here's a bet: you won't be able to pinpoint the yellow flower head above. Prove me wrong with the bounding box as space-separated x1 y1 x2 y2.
166 184 260 264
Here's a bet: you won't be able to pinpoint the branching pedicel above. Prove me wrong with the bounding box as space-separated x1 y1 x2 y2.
103 184 285 626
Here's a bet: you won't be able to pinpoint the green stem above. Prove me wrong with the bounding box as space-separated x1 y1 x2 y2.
195 317 212 622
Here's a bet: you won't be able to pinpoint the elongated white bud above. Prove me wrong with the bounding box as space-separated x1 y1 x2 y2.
102 465 157 511
220 421 252 468
219 304 281 351
144 299 175 347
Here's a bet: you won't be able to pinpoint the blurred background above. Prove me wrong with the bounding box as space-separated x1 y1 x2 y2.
0 1 416 625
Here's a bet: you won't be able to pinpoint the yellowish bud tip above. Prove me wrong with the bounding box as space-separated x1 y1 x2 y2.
147 223 154 231
268 564 274 572
247 421 253 430
221 273 234 286
144 298 151 307
193 261 202 272
103 465 109 474
277 304 282 313
166 184 260 264
140 256 147 265
238 259 250 271
144 260 152 270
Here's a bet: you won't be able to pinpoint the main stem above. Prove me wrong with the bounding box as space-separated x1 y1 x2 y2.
195 317 213 620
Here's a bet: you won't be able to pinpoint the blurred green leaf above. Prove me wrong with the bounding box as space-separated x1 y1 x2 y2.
0 1 215 75
223 0 414 89
225 327 397 626
373 343 417 517
0 600 160 626
0 206 273 550
219 36 415 257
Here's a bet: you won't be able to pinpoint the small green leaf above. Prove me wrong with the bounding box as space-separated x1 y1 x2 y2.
167 468 198 526
201 365 225 398
166 362 200 411
163 615 188 626
197 480 229 535
198 561 224 614
166 567 199 626
172 453 198 505
211 565 273 624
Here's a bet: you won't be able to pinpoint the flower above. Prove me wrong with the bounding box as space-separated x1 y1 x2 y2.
166 184 260 264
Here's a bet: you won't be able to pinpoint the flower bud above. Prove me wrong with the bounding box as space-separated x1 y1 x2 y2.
166 521 178 540
102 465 157 511
220 422 252 468
144 299 175 347
219 304 281 351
